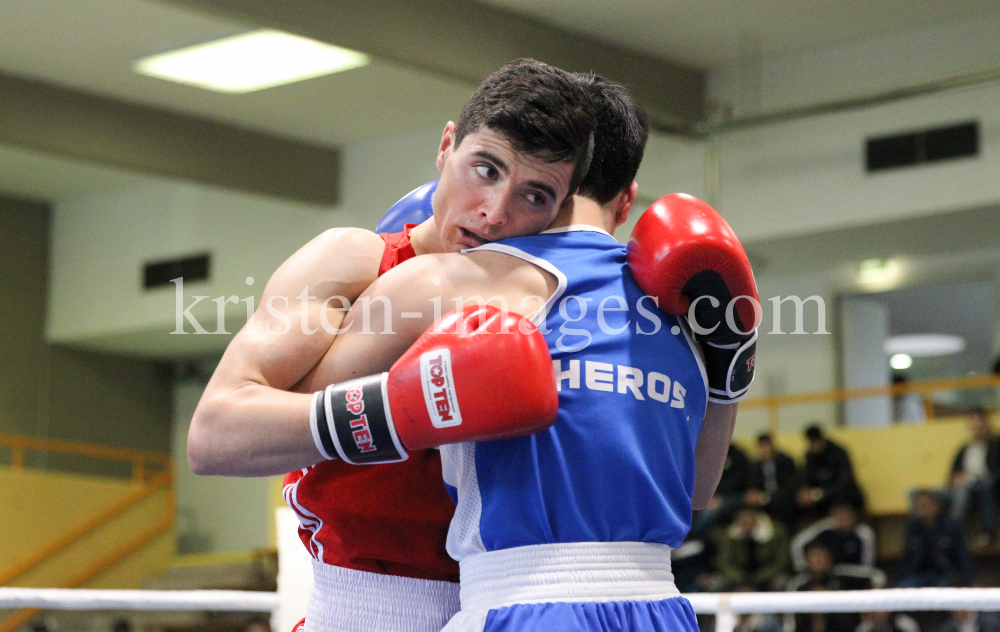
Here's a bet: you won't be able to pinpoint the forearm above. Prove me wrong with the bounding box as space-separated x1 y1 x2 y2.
188 382 319 476
692 402 739 510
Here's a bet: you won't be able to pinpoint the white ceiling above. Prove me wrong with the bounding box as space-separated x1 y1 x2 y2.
476 0 1000 69
3 0 1000 202
0 0 474 148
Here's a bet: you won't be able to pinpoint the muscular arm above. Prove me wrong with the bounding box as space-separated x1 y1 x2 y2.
301 250 555 387
691 402 739 510
187 228 385 476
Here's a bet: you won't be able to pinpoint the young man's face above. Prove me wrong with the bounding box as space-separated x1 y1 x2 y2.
433 123 575 253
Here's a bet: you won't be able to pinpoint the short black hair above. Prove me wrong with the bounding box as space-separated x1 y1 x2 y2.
573 73 650 205
805 425 824 441
455 59 596 197
804 539 833 556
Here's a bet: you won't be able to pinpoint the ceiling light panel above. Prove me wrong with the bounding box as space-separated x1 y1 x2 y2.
134 29 369 93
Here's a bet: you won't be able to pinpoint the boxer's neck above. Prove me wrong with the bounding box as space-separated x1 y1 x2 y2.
546 196 616 235
408 217 442 256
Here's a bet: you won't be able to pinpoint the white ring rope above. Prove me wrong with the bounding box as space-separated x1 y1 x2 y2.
2 587 1000 614
686 588 1000 614
0 588 278 612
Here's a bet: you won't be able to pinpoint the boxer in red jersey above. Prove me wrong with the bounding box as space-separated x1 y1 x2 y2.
188 60 595 632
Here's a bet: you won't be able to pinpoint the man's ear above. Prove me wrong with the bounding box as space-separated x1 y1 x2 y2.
614 181 640 229
436 122 457 173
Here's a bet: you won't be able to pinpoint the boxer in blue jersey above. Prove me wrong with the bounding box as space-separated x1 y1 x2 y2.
308 74 757 632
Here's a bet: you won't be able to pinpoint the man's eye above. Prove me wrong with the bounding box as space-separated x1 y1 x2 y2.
475 165 497 179
525 193 543 206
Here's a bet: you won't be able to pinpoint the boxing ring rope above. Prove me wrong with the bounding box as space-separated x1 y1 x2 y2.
5 587 1000 629
0 588 278 612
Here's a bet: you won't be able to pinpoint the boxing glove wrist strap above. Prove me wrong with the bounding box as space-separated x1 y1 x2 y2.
309 374 409 465
700 329 757 404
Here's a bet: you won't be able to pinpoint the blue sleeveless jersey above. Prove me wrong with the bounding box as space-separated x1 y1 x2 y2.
442 226 708 560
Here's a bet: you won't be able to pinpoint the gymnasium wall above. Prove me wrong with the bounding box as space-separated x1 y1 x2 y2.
0 195 172 470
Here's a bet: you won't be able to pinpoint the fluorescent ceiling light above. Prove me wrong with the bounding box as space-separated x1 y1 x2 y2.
883 334 966 358
889 353 913 370
134 29 368 93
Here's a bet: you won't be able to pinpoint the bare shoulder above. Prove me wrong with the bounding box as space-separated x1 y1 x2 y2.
267 227 385 299
464 249 556 297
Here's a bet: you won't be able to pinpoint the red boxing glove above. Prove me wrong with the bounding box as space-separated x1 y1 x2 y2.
627 193 759 403
310 305 558 464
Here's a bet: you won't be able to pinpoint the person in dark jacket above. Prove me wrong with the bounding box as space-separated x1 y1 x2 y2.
791 502 877 572
947 409 1000 546
690 442 751 537
746 432 799 529
786 541 880 632
895 490 974 588
798 425 865 519
717 504 791 591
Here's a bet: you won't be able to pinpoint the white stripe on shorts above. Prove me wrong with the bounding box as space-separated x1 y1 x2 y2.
306 560 459 632
458 541 680 612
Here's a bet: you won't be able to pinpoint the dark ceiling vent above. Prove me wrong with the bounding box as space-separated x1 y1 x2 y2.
866 121 978 173
144 253 210 289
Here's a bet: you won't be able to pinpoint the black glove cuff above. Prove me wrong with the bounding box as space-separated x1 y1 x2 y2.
701 330 757 404
310 374 408 465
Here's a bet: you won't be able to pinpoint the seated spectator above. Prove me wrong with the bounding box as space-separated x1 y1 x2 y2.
892 373 927 424
936 611 1000 632
947 409 1000 548
895 490 974 588
791 502 876 573
786 541 882 632
857 612 920 632
671 536 719 593
746 432 799 529
798 425 865 520
717 504 790 591
690 442 751 538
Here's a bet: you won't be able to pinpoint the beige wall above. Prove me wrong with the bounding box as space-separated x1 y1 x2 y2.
0 195 172 472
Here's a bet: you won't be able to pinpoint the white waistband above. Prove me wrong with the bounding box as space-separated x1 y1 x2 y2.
306 560 460 632
459 541 680 612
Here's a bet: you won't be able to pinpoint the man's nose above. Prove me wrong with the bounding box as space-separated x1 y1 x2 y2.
480 187 514 227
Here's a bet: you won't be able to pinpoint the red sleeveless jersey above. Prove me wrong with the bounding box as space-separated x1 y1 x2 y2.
282 225 459 582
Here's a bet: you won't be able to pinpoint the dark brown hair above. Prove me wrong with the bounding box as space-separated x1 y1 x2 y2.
455 59 596 196
573 73 649 205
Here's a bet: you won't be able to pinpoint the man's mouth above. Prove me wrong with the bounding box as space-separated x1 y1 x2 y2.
457 227 490 248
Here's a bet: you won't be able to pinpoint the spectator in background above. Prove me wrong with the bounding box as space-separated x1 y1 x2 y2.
896 490 974 588
892 373 927 424
857 612 920 632
786 541 882 632
746 432 799 529
244 618 270 632
798 425 865 520
671 536 718 593
947 409 1000 548
936 611 1000 632
791 502 876 573
717 504 791 592
690 442 751 537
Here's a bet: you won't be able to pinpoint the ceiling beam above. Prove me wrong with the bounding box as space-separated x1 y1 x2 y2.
0 72 340 205
160 0 706 132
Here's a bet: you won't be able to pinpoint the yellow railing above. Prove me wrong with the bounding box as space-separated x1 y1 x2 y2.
742 374 1000 434
0 433 170 482
0 434 175 632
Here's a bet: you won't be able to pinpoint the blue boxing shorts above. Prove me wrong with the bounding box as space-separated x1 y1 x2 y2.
441 542 699 632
